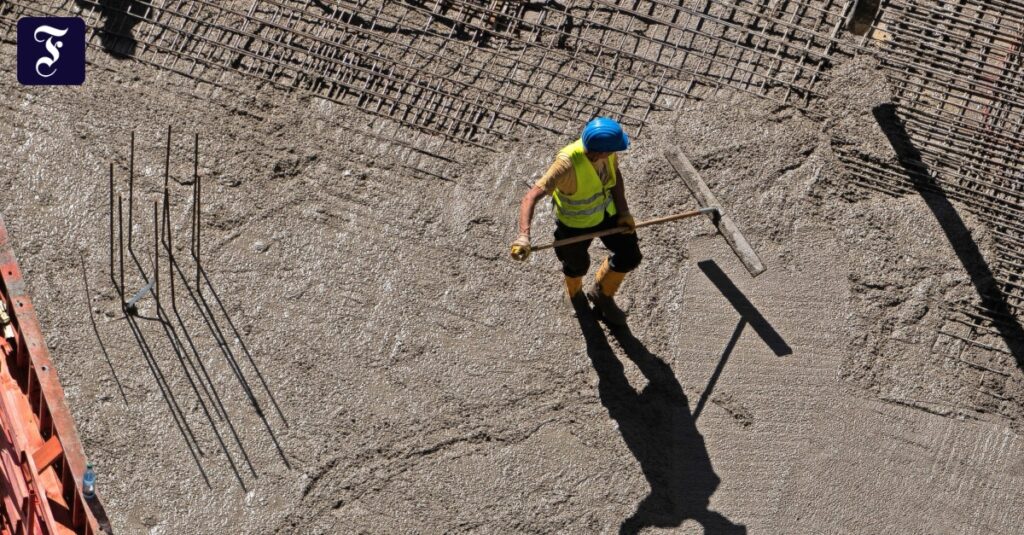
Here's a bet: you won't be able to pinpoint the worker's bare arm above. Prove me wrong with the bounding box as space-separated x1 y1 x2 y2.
510 185 546 260
517 185 548 236
612 165 630 215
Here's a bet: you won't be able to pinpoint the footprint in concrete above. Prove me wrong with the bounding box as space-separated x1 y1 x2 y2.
712 393 754 428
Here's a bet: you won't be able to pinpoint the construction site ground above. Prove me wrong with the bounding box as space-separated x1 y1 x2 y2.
2 23 1024 535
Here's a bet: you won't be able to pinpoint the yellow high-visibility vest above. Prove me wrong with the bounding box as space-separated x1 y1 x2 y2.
552 139 618 228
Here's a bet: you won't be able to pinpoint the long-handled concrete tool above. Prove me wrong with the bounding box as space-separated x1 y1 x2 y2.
532 149 766 278
664 149 765 277
532 207 719 251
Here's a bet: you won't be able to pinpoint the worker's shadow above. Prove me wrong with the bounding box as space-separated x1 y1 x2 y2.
574 305 746 535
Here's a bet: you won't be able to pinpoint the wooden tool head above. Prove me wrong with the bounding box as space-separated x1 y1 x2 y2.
664 150 767 277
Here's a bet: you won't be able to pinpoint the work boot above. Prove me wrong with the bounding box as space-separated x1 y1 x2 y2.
587 258 628 326
563 275 589 313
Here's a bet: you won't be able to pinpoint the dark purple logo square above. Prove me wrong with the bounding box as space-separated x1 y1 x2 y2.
17 17 86 85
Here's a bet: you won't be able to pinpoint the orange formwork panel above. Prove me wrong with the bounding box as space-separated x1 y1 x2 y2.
0 214 111 535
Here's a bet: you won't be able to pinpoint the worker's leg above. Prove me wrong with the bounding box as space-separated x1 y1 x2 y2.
553 222 595 298
596 227 642 295
600 229 643 273
588 223 642 326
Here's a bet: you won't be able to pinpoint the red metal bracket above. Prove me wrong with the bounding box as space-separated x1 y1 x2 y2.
0 214 111 534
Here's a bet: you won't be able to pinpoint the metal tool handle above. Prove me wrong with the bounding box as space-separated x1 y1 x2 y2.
531 207 719 252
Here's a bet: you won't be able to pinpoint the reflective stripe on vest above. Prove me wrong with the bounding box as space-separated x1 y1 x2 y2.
552 139 618 228
559 197 612 217
559 190 606 206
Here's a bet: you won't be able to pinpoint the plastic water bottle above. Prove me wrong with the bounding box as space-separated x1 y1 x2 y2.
83 463 96 499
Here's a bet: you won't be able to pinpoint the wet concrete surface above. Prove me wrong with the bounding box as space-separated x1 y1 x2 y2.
1 35 1022 535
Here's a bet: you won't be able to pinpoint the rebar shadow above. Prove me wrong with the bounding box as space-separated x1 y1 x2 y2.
166 254 291 470
119 207 248 490
873 103 1024 369
79 254 127 405
574 303 746 535
113 136 253 490
106 129 291 489
111 171 214 488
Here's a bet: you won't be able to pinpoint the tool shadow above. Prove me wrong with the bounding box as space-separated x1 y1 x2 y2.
574 306 746 535
692 260 790 421
697 260 791 358
873 103 1024 369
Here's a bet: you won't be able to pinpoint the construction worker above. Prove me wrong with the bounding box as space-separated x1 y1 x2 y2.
510 117 641 326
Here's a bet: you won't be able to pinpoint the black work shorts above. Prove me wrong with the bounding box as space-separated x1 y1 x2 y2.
553 213 642 277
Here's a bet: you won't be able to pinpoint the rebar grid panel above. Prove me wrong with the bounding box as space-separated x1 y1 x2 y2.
846 0 1024 321
337 0 857 133
931 301 1024 423
595 0 854 104
1 0 857 146
0 0 469 182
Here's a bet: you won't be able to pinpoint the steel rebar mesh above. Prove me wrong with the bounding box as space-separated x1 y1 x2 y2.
0 0 856 148
0 0 462 179
846 0 1024 316
835 0 1024 421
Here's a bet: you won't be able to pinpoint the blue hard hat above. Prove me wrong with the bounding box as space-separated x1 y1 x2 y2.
581 117 630 152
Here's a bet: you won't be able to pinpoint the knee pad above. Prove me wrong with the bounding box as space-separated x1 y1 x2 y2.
611 251 642 273
562 262 590 278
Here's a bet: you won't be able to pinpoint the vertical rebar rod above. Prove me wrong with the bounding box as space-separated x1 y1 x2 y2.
193 132 199 186
192 132 199 259
191 162 197 257
128 131 135 248
118 195 125 305
165 125 172 191
109 162 114 287
153 201 159 302
165 189 175 310
196 148 201 297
